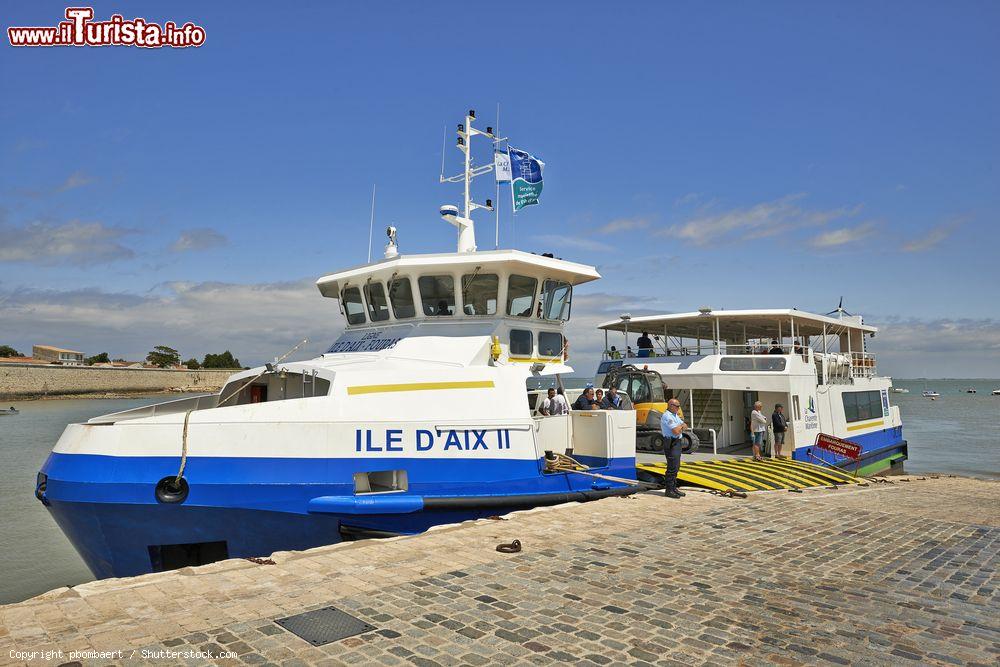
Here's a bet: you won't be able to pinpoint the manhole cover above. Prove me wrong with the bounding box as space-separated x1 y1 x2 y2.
274 606 376 646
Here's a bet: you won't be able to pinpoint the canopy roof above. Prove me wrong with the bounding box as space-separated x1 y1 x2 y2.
598 309 877 341
317 249 600 298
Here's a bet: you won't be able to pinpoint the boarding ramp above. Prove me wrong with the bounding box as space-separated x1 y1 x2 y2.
636 457 866 492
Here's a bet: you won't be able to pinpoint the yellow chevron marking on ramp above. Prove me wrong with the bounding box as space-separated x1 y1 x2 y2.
638 457 865 492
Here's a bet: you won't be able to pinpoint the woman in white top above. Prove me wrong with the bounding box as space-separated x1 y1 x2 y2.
750 401 768 462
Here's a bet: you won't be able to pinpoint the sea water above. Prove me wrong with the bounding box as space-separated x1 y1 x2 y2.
1 383 997 604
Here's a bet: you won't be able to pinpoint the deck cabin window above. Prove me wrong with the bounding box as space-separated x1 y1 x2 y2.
720 357 786 371
538 332 564 359
341 287 366 325
510 329 533 356
461 273 499 315
419 275 455 316
842 390 883 423
364 282 390 322
388 276 415 319
540 280 572 321
506 275 537 317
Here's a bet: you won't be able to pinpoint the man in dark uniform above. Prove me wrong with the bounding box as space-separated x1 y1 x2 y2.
660 398 689 498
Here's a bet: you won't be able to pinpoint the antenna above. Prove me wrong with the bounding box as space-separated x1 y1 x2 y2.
367 184 376 263
440 108 497 253
495 102 501 250
439 126 446 181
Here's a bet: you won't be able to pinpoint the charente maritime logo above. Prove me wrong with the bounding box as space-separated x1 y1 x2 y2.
804 395 819 429
8 7 206 48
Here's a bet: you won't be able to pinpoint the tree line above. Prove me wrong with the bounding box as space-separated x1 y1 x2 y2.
0 344 243 369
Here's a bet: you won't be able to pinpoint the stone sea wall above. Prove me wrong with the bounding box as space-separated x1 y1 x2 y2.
0 363 233 399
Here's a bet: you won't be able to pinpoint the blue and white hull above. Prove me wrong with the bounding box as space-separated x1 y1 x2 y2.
38 374 638 579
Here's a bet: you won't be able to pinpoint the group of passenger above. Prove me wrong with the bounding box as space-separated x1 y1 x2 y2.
607 335 809 359
537 385 623 415
749 401 789 460
752 339 805 355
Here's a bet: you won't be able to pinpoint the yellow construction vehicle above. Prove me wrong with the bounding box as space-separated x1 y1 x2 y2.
601 364 700 454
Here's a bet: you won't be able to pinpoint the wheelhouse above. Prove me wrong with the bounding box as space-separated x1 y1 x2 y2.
316 249 598 372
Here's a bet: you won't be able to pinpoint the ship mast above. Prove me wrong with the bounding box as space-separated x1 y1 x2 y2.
440 109 497 253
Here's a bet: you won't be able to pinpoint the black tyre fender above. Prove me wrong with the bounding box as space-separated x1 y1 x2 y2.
681 431 700 454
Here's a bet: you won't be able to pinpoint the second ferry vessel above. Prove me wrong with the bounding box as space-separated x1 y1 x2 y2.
35 110 638 579
594 307 907 476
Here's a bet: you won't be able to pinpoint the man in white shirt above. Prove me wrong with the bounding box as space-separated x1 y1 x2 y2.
750 401 768 461
538 388 555 416
550 387 569 415
661 398 689 499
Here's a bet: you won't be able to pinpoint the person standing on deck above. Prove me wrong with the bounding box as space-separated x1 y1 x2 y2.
661 398 689 499
538 387 555 416
637 332 654 357
750 401 768 461
573 386 599 410
550 387 569 415
771 404 789 458
601 386 622 409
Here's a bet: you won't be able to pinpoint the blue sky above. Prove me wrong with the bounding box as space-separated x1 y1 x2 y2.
1 1 998 376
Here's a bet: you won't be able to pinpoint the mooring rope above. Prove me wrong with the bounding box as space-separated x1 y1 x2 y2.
176 409 193 483
543 451 659 490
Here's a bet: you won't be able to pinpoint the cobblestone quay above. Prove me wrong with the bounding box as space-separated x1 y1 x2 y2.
1 476 997 665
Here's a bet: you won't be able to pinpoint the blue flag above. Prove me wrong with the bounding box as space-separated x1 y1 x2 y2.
508 147 544 211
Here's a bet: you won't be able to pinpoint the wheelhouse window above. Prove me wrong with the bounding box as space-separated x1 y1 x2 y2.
419 275 455 316
540 280 572 321
364 282 390 322
387 276 415 319
341 287 366 325
842 390 883 423
538 332 564 359
510 329 533 356
506 275 537 317
461 273 499 315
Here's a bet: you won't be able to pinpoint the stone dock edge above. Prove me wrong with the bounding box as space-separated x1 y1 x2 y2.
1 474 997 666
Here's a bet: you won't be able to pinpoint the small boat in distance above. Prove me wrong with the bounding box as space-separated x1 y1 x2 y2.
0 406 18 416
890 387 909 394
992 389 1000 396
922 390 940 398
965 387 977 394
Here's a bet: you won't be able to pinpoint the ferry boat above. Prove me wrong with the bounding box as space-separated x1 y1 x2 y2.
35 110 638 579
593 308 908 476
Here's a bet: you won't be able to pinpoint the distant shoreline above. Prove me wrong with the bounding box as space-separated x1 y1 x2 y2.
7 389 210 402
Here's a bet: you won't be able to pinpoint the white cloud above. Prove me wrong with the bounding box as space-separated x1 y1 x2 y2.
809 222 876 248
0 280 337 365
0 219 135 266
901 218 965 253
531 234 613 253
55 170 96 192
664 194 858 246
170 228 228 252
673 192 703 207
596 217 649 235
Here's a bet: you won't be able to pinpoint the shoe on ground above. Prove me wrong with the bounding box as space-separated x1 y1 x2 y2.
665 490 682 499
675 489 686 497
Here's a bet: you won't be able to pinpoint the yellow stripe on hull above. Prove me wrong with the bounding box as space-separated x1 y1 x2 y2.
846 419 884 432
347 380 495 395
